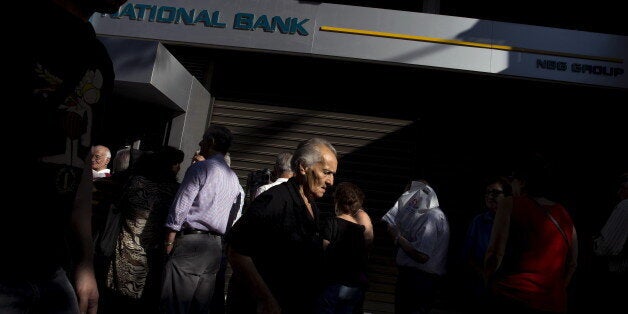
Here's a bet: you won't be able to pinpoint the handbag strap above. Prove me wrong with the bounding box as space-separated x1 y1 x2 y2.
533 198 570 248
546 210 571 247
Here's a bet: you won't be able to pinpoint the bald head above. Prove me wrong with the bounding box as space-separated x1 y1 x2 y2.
91 145 111 171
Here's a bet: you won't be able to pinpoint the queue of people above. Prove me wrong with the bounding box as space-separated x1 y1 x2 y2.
12 1 625 313
85 133 618 314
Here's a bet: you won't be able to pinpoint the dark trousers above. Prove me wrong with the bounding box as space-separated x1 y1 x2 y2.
160 233 222 314
210 244 228 314
316 284 365 314
0 268 79 314
395 266 442 314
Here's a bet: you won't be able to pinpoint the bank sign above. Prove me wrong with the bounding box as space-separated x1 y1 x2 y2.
92 0 628 89
107 3 310 35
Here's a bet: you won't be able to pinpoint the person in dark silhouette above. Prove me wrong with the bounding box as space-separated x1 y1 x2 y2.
227 138 338 314
484 154 578 314
461 177 510 310
316 182 372 314
1 1 127 313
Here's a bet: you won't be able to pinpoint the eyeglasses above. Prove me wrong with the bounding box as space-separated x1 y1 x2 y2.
485 189 504 197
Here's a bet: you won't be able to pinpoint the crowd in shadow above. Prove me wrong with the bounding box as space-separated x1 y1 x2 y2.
15 1 625 314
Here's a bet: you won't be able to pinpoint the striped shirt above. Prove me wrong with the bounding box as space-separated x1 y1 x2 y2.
595 199 628 273
165 153 241 234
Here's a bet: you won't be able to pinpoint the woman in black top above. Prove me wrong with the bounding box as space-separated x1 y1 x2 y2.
317 182 372 314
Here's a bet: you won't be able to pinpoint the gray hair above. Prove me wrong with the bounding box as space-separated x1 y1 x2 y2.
275 152 293 174
112 147 131 173
112 147 143 173
291 138 337 173
92 145 111 158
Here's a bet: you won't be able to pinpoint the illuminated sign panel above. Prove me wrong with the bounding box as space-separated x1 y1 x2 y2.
107 3 310 35
92 0 628 88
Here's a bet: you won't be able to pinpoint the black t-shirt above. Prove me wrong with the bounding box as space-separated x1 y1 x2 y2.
321 217 368 287
228 178 324 313
3 1 114 278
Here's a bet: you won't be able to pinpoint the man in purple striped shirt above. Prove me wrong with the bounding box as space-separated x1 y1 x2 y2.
160 125 242 313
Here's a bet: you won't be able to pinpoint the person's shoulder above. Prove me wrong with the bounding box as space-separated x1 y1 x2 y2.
247 189 291 216
257 182 273 192
345 218 366 232
355 209 371 220
427 207 448 221
469 212 486 225
186 160 205 171
263 180 292 197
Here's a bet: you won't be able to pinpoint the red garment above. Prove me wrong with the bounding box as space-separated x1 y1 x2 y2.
491 197 574 313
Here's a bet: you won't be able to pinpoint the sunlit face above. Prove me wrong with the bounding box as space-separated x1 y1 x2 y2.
484 183 504 212
91 146 110 171
302 147 337 199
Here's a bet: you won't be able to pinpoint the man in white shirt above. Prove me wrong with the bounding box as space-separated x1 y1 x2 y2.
382 180 450 314
595 172 628 271
593 172 627 313
91 145 111 179
254 152 294 199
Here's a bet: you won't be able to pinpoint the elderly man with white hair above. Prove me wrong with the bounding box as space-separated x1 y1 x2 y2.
91 145 111 179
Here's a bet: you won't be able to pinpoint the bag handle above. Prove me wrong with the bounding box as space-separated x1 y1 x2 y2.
532 198 571 248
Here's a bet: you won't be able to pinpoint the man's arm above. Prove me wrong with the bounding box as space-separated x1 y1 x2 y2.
397 235 429 263
72 155 99 314
228 247 281 314
385 222 429 264
484 196 513 282
164 230 177 254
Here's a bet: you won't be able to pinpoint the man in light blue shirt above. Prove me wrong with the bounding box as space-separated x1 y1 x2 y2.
161 125 242 313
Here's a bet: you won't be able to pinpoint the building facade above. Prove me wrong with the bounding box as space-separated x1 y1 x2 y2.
92 1 627 312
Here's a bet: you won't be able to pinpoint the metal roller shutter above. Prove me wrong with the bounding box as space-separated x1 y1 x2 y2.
211 99 419 313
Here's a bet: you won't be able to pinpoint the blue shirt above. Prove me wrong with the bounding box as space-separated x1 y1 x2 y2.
462 210 495 268
165 154 241 234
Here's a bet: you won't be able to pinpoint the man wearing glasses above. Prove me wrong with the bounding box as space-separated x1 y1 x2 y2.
460 177 510 310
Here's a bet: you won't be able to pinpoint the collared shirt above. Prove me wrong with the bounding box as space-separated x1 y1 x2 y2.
462 210 495 268
228 177 323 313
254 177 289 198
382 181 450 275
165 154 241 234
93 168 111 179
595 199 628 273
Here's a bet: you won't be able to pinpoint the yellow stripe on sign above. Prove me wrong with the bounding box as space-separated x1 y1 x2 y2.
319 26 623 64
